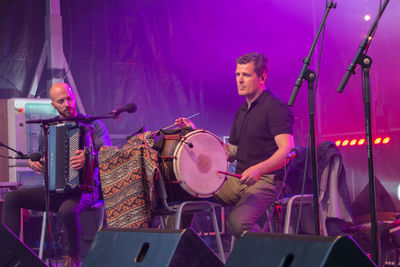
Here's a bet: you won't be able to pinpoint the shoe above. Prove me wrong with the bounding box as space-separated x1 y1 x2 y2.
62 255 81 267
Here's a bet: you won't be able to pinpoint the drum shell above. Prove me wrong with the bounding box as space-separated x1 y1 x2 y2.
161 134 190 201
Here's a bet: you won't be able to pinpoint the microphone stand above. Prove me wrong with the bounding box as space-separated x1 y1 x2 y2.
0 141 27 158
336 0 390 264
41 123 51 263
288 1 336 236
26 114 118 125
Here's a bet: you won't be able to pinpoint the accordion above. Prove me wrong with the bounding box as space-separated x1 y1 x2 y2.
48 122 95 193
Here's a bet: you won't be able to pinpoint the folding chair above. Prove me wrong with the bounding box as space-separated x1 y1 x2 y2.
154 175 226 263
264 148 349 236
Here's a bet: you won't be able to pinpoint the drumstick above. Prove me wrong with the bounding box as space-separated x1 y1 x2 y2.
161 113 200 131
216 170 242 179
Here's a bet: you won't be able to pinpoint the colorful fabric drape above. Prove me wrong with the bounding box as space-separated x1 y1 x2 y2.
98 131 160 228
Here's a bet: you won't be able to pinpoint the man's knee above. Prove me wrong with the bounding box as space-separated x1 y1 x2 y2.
58 206 79 221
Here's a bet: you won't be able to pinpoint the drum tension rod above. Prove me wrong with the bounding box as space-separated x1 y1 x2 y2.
182 141 194 148
177 136 194 148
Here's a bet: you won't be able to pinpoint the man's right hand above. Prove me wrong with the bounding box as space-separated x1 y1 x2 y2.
175 117 196 129
28 159 43 174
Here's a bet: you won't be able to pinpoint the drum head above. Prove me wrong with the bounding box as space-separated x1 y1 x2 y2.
173 130 227 198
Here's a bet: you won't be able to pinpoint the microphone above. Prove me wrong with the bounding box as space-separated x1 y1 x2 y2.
110 103 137 116
287 147 300 161
9 152 42 160
30 152 42 162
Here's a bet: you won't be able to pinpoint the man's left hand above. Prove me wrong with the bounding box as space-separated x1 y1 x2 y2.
70 150 85 170
240 165 263 186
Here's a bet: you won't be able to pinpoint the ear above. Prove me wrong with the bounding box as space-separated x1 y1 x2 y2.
50 101 55 109
261 73 267 83
260 75 265 84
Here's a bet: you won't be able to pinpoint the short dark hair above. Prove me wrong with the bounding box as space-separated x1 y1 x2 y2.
236 52 268 77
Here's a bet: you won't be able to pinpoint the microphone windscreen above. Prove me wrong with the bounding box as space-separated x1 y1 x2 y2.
30 152 42 162
125 103 137 113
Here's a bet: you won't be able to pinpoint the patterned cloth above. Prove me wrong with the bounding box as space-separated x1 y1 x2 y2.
98 131 160 228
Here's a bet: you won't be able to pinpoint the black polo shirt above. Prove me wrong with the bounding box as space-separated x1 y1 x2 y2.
229 90 294 175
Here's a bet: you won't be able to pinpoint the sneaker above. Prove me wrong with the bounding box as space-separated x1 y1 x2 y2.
62 255 81 267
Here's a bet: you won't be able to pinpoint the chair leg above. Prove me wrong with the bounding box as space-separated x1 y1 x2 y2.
283 195 314 234
209 204 226 264
159 216 166 229
283 195 300 234
175 209 183 230
97 203 105 231
19 208 24 241
39 211 47 259
230 235 237 253
319 205 328 236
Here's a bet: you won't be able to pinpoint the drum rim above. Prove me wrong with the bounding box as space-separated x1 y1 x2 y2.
172 129 227 197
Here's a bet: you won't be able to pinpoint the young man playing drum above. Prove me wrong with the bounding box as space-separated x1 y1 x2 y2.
180 52 294 238
2 83 111 267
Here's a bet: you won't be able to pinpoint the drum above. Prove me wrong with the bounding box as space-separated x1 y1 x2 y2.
161 129 227 200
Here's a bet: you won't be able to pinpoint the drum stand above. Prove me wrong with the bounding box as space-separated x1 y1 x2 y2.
27 0 85 115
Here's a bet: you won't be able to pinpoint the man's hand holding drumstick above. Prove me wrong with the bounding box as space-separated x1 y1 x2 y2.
162 113 199 130
174 117 196 129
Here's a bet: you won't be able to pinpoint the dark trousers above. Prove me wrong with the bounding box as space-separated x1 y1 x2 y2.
1 186 99 257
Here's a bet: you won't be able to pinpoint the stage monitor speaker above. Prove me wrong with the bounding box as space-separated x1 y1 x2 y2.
0 224 47 267
82 227 223 267
225 232 375 267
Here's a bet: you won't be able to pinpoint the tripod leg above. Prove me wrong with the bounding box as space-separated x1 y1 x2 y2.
28 42 48 97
